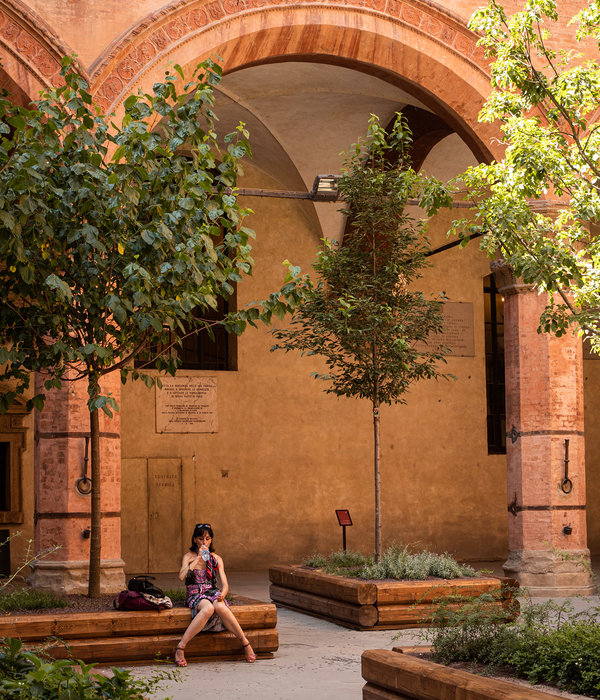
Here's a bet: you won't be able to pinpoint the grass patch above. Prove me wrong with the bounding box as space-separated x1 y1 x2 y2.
302 545 477 580
424 596 600 697
0 588 68 612
163 588 186 602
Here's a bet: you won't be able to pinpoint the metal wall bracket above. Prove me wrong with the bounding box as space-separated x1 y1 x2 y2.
507 426 521 444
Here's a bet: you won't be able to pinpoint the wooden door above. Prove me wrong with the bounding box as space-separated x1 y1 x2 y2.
148 458 183 572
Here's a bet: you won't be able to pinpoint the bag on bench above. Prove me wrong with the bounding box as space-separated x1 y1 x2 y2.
127 575 165 598
113 589 173 611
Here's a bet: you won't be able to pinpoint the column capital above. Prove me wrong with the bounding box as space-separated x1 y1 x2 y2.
490 259 535 297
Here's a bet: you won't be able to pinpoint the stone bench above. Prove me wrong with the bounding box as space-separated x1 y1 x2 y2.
0 595 278 664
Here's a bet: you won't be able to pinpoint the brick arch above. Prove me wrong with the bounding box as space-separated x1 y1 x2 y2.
0 0 78 101
90 1 501 162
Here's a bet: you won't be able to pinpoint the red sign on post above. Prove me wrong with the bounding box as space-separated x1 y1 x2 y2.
335 509 352 526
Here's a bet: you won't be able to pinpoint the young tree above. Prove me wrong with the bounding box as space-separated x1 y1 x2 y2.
453 0 600 348
0 58 303 595
272 115 452 559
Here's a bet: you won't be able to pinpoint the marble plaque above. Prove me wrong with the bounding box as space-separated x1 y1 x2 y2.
426 302 475 357
155 376 218 433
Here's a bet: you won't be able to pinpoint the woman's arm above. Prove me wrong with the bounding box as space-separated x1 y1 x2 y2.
178 552 196 581
216 555 228 600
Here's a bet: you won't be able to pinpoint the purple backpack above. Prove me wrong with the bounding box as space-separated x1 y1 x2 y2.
113 590 163 611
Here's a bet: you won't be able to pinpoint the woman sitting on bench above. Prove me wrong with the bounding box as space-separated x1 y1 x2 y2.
174 523 256 666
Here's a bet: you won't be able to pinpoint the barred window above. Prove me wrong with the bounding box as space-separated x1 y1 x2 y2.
483 274 506 454
136 294 237 372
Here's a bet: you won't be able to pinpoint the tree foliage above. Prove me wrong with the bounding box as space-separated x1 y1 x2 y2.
0 57 300 413
0 57 305 594
273 115 452 557
453 0 600 347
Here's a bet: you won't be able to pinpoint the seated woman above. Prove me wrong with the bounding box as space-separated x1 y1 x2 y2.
174 523 256 666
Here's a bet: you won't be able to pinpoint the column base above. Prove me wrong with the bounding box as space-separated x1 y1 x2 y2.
503 549 596 597
28 559 126 595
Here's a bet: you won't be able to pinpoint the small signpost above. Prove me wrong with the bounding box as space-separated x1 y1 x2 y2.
335 509 352 552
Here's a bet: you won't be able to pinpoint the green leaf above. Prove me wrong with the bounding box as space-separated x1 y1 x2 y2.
45 274 73 302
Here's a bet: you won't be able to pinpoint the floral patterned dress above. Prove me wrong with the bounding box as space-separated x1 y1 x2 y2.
185 554 229 632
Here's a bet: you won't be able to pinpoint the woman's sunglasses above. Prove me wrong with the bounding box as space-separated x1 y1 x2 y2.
194 523 211 530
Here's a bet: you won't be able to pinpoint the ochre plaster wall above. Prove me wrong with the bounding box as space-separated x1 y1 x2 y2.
120 158 508 572
4 0 598 575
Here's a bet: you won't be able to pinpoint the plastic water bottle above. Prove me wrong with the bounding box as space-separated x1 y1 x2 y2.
202 550 209 562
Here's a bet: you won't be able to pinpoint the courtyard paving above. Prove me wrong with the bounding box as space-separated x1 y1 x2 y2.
131 563 600 700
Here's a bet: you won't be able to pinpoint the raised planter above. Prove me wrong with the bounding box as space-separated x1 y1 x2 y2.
362 648 563 699
0 595 278 664
269 565 517 630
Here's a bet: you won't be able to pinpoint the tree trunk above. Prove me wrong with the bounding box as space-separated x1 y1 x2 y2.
373 400 381 561
88 387 102 597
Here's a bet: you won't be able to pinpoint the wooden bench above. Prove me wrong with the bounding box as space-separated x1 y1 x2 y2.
0 595 278 664
362 649 560 699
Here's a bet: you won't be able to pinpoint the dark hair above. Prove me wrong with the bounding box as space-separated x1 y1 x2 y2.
189 523 215 553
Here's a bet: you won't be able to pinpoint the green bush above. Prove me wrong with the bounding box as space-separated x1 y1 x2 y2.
425 596 600 697
0 589 68 613
302 550 373 578
423 591 517 666
0 638 178 699
302 545 476 580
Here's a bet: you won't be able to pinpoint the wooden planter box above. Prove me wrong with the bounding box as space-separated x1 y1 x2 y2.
269 565 517 630
362 649 562 699
0 595 278 664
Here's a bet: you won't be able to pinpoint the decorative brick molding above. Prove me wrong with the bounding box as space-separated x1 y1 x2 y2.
91 0 486 86
0 0 81 98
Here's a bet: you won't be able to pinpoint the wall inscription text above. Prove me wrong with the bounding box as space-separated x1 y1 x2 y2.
155 377 218 433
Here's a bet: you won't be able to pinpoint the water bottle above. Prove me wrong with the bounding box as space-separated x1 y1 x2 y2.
201 549 210 562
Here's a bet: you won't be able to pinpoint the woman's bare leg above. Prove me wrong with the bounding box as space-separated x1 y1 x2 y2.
175 600 215 665
212 600 256 661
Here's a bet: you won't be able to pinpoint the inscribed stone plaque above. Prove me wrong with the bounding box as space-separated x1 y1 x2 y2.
423 302 475 356
155 376 218 433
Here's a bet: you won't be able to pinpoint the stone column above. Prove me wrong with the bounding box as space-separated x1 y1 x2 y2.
493 261 594 595
29 372 126 594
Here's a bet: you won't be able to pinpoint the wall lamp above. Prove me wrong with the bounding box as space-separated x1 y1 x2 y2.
311 174 340 202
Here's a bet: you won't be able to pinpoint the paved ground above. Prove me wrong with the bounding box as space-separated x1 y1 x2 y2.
130 563 600 700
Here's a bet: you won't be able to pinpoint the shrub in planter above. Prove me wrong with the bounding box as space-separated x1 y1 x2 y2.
302 545 477 580
424 595 600 697
0 638 178 699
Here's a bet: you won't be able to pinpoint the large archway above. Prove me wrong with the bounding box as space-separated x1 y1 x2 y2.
89 1 499 161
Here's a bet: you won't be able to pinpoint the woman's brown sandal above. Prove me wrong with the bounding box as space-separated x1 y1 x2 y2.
174 645 187 667
242 641 256 663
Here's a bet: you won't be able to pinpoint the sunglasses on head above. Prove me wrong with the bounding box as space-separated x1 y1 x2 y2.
195 523 211 530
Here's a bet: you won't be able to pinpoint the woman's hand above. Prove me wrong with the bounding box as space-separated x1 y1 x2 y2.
216 592 225 602
188 554 203 569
